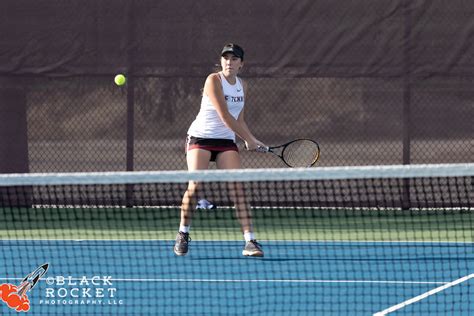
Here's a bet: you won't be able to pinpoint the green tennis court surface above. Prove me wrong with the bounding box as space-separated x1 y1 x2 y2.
0 206 472 242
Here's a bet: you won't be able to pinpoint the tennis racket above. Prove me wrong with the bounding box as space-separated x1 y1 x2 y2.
257 138 320 168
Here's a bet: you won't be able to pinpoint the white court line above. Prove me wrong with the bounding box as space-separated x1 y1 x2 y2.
373 273 474 315
103 278 447 284
0 238 472 244
0 277 446 285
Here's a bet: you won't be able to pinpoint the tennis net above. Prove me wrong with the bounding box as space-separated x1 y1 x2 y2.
0 163 472 315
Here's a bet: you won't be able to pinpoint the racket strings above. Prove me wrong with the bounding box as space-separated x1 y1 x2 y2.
282 140 319 167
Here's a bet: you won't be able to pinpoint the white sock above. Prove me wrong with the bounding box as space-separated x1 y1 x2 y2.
243 231 255 242
179 225 190 233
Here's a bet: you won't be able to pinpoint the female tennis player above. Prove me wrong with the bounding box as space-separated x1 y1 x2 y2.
174 43 266 257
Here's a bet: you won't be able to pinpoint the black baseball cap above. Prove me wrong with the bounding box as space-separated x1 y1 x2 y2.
221 43 244 60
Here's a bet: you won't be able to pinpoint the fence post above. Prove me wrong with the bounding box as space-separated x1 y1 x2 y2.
0 83 31 207
125 0 136 206
402 0 412 210
126 75 135 173
0 86 29 174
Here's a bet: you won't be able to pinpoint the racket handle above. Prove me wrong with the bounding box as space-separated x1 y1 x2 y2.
256 145 269 153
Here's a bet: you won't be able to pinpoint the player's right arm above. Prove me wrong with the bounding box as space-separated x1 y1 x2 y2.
203 73 259 149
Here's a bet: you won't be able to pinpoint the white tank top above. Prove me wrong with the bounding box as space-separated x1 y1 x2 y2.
187 72 245 140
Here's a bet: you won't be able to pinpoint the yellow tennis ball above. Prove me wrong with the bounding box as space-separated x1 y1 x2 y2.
114 74 126 86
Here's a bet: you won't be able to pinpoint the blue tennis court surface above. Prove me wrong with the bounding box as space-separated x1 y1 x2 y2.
1 240 472 315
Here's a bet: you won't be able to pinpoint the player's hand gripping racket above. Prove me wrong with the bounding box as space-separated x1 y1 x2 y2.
257 139 320 168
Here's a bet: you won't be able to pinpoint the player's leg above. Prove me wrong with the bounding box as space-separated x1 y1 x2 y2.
181 148 211 225
215 150 250 229
174 148 211 256
216 150 264 257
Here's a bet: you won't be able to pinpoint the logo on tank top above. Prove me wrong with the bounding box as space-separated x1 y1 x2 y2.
224 95 244 102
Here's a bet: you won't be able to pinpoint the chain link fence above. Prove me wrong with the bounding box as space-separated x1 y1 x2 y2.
9 75 469 172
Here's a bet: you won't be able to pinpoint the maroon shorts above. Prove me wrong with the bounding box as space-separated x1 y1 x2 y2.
185 135 238 162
